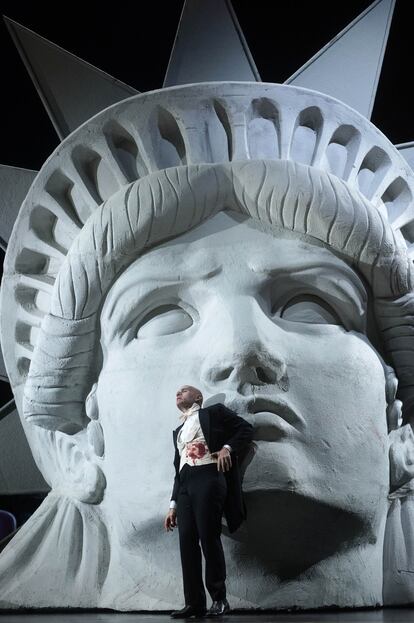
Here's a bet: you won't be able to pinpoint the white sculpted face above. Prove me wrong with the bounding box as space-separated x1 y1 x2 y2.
97 210 389 561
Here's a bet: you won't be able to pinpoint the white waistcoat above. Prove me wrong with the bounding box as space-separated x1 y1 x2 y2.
177 404 217 471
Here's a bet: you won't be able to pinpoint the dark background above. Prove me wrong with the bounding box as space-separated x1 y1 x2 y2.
0 0 412 172
0 0 412 404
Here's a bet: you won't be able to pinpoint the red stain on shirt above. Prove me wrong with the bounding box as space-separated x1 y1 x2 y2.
186 442 208 464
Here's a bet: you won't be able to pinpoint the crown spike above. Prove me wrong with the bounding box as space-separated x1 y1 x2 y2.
4 17 139 139
285 0 395 120
0 349 8 383
163 0 260 87
397 142 414 171
0 164 37 251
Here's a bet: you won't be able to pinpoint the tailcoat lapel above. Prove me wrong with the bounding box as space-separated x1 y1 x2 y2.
173 422 184 446
198 407 211 448
174 407 210 448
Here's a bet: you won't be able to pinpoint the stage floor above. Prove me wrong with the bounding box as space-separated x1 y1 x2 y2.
2 610 414 623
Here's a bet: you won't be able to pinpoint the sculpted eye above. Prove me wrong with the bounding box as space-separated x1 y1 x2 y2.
137 304 193 338
279 294 341 325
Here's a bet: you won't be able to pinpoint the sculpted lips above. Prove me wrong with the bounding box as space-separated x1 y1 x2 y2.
229 395 304 441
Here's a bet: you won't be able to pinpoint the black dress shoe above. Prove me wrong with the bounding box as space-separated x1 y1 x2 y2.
170 605 207 618
205 599 230 617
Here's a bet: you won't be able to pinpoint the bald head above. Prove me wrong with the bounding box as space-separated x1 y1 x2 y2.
176 385 203 411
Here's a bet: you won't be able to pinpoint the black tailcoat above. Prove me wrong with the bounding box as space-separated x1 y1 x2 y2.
171 403 253 533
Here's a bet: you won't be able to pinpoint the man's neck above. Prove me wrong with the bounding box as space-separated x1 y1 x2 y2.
178 402 201 421
180 402 200 413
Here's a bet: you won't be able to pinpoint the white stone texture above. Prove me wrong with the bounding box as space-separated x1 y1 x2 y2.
1 83 414 609
0 408 48 494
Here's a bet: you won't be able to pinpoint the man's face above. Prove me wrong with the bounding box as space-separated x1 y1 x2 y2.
176 385 201 410
97 211 389 540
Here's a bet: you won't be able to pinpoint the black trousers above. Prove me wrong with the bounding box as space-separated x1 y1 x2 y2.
177 462 227 607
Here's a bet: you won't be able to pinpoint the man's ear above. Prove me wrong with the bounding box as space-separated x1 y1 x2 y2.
389 424 414 491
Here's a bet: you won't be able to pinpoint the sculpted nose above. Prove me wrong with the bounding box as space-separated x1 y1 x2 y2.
204 346 288 392
200 298 289 392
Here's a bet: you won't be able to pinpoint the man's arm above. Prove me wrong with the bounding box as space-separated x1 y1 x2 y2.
170 439 180 508
220 404 254 454
170 472 179 509
211 405 253 471
165 437 180 531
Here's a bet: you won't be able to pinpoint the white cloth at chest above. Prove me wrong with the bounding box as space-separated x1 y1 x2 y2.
177 403 217 471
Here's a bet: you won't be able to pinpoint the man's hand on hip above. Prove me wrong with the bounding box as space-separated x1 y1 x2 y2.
211 447 232 472
164 509 177 532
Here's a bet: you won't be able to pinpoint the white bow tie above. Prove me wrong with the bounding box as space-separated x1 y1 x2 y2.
179 403 200 422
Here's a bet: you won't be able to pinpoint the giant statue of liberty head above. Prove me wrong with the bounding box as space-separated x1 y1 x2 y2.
1 0 414 611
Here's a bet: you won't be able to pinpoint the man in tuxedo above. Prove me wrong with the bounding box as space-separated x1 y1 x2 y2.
164 385 253 618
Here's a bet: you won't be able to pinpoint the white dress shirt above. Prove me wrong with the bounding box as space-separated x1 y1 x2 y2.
178 404 216 471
